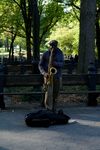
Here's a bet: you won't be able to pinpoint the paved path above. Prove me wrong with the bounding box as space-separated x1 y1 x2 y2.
0 106 100 150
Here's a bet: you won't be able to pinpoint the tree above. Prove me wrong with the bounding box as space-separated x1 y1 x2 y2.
13 0 64 63
0 0 24 61
77 0 96 73
20 0 32 62
96 0 100 61
0 0 64 63
30 0 40 73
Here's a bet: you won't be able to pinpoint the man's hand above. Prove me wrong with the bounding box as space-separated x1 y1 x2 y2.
44 72 49 78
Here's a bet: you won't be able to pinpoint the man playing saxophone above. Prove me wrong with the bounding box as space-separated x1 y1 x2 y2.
39 40 64 112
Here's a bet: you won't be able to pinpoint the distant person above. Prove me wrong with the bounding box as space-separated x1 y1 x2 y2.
38 40 64 112
69 55 74 61
74 54 78 63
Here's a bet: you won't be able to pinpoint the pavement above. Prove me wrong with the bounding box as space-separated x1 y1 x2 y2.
0 105 100 150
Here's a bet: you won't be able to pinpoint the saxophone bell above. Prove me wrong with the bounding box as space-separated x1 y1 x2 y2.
50 67 57 74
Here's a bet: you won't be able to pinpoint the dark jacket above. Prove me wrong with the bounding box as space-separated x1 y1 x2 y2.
38 48 64 79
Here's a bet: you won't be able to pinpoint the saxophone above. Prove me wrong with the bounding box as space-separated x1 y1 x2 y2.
44 48 57 110
47 48 57 85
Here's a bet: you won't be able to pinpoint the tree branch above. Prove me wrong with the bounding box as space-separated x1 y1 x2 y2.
12 0 21 8
65 2 80 10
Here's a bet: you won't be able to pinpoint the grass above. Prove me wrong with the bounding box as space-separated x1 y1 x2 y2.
62 85 88 92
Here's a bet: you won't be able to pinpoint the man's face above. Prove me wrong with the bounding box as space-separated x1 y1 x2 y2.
49 45 56 50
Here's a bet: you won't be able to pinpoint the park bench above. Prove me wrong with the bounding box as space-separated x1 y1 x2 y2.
0 74 100 94
5 62 77 74
0 63 100 106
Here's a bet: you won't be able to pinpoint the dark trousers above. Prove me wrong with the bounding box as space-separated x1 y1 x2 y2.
42 77 60 111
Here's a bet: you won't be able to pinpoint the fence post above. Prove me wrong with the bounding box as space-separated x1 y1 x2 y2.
87 62 97 106
0 63 6 109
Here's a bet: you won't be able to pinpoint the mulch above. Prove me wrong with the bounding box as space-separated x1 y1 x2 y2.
4 93 100 110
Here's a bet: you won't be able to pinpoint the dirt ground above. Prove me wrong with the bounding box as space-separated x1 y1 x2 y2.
4 94 83 108
4 94 100 110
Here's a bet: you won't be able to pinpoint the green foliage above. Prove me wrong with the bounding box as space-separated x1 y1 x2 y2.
97 0 100 6
39 0 64 43
0 0 22 31
0 0 80 57
47 21 79 55
43 0 80 55
0 0 24 42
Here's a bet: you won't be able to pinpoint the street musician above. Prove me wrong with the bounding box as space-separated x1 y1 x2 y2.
38 40 64 112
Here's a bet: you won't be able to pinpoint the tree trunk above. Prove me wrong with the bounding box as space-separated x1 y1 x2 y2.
31 0 40 73
25 25 31 63
20 0 32 63
78 0 96 73
96 8 100 61
9 33 17 63
5 37 9 52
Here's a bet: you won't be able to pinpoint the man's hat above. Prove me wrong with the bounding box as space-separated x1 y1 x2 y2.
49 40 58 47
